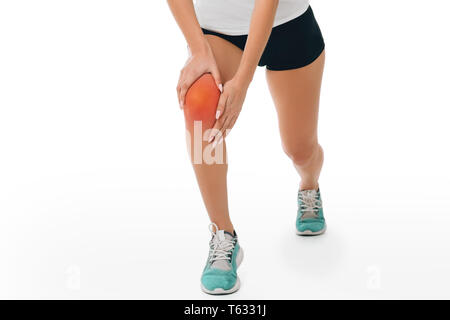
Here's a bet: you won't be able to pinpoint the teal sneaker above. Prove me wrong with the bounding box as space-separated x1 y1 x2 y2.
200 223 244 295
296 188 326 235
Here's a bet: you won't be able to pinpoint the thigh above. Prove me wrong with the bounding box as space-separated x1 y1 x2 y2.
186 35 242 161
204 34 243 86
265 51 325 149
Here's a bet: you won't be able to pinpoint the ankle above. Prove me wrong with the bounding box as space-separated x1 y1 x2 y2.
211 222 234 234
299 181 319 191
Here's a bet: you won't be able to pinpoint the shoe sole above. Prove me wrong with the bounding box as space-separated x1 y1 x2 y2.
296 223 327 236
201 247 244 295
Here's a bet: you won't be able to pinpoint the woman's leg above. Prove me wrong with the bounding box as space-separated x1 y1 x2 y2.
187 34 242 233
265 51 325 190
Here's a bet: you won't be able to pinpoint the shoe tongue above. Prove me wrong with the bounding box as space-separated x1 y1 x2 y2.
217 230 234 241
210 230 234 271
299 189 319 219
299 189 318 203
216 230 226 241
301 189 317 196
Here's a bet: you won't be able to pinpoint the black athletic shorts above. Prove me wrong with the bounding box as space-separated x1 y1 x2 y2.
201 6 325 71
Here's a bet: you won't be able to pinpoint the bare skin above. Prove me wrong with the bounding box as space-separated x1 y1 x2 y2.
168 0 280 233
266 51 325 191
189 39 325 233
190 35 244 234
167 0 325 233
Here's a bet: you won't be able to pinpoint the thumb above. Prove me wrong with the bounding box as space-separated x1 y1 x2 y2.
210 66 223 93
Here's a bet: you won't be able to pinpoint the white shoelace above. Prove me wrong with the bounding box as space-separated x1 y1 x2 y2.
208 223 235 266
299 190 322 220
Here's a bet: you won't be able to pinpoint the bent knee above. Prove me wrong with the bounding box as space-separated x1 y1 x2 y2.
184 74 220 132
283 141 319 166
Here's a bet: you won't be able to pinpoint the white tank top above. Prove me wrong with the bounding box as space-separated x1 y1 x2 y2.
194 0 310 35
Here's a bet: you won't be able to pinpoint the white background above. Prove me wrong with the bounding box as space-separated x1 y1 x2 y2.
1 0 450 299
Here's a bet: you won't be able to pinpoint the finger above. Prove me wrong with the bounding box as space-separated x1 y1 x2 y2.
218 115 233 141
211 126 225 149
208 116 224 143
209 66 223 93
179 81 188 109
177 69 185 108
214 91 228 121
208 96 228 142
212 115 234 149
176 83 183 109
179 79 192 108
212 135 223 150
208 113 228 144
211 114 232 148
179 72 201 108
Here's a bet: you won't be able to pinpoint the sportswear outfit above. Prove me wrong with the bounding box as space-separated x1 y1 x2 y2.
194 0 327 294
194 0 325 70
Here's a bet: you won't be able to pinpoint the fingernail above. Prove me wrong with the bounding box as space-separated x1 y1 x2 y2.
208 135 214 143
215 110 221 119
179 101 183 109
212 139 217 149
218 84 223 93
217 137 223 146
